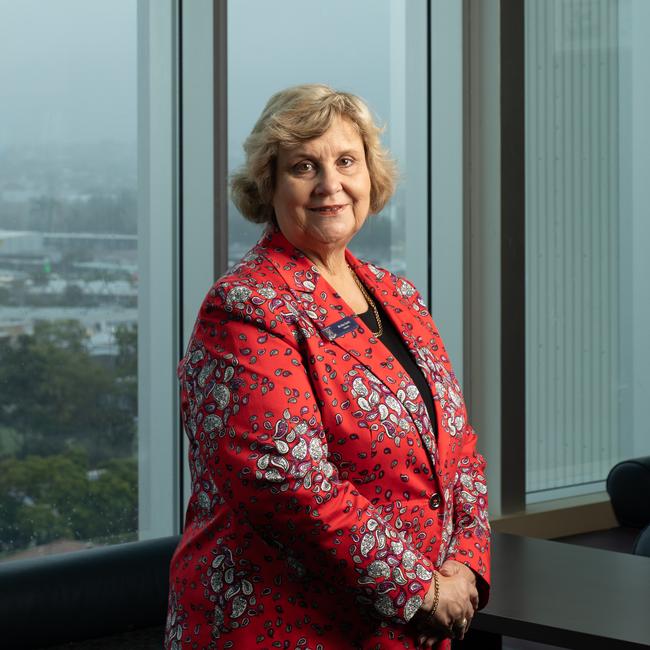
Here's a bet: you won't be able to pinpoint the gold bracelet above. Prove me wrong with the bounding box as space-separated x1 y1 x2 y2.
426 570 440 625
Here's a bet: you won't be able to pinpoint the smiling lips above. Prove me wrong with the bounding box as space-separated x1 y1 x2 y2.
308 204 347 216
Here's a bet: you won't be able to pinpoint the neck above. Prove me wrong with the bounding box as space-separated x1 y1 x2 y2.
298 243 367 314
301 246 349 281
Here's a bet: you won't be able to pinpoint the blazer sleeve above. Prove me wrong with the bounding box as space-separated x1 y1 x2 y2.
443 421 491 608
396 276 491 608
179 281 435 624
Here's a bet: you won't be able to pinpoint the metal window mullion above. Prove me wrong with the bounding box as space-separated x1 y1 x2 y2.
500 0 526 514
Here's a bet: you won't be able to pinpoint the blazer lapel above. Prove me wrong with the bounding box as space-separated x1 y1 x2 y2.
256 229 442 469
348 252 454 470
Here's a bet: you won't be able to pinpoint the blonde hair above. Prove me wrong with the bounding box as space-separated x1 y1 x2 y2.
230 84 398 224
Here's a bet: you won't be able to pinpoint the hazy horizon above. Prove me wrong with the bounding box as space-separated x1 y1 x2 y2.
0 0 136 149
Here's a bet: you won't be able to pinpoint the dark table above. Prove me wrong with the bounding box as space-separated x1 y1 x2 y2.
467 532 650 649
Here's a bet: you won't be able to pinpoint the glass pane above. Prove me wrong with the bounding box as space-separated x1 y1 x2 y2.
227 0 428 286
0 0 140 559
524 0 650 501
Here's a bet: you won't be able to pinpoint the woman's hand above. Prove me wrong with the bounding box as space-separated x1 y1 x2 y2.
419 567 478 642
415 630 443 649
437 571 478 640
439 559 475 582
439 559 479 612
411 607 445 649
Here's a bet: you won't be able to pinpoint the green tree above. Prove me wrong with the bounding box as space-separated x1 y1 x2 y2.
0 320 136 461
0 450 137 554
0 425 21 455
61 283 86 306
78 457 138 539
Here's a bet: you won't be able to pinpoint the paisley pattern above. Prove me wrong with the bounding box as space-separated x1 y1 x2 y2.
165 228 490 649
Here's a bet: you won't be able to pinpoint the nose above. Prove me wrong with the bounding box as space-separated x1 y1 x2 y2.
314 165 342 196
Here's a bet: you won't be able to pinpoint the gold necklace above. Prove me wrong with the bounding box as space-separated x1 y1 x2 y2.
348 264 383 338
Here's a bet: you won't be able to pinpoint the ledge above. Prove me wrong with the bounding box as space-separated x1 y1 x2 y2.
490 492 618 538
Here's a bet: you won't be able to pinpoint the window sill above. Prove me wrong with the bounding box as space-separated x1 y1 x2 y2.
490 491 618 539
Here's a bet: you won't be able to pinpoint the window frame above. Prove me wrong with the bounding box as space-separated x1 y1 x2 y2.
178 0 228 517
137 0 182 540
430 0 466 383
467 0 617 532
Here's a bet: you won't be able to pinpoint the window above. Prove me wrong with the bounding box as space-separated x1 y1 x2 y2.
524 0 650 503
0 0 179 560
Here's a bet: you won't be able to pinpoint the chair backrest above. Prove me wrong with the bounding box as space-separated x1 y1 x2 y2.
606 456 650 528
633 524 650 557
0 535 179 649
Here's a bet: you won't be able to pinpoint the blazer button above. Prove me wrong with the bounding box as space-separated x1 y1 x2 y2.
429 492 442 510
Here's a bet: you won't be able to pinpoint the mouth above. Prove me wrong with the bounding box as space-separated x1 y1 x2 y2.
307 204 347 216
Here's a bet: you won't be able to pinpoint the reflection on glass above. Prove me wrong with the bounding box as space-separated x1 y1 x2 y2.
0 0 138 559
525 0 650 501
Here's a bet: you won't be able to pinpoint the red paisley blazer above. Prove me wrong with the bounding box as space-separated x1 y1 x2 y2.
165 228 490 650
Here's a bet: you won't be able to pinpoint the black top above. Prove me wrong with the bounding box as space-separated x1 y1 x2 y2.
358 301 437 436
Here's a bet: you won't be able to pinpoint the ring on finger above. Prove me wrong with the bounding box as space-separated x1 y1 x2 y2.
452 617 469 637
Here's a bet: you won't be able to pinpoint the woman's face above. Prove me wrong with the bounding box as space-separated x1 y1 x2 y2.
272 116 372 258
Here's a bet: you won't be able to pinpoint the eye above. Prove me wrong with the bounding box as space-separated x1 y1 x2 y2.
338 156 355 168
292 161 316 174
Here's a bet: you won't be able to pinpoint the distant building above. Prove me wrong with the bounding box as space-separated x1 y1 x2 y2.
0 230 137 259
0 306 137 356
44 232 137 254
0 230 45 256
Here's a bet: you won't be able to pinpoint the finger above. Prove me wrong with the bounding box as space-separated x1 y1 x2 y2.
470 585 479 611
453 615 471 641
418 634 435 649
470 591 479 612
438 562 454 577
441 562 459 576
457 562 476 584
463 616 473 639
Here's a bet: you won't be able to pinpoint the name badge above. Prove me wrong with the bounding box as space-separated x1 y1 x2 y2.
322 316 359 340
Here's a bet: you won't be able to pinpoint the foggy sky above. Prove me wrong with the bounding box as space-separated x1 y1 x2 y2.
0 0 408 157
0 0 136 148
228 0 395 166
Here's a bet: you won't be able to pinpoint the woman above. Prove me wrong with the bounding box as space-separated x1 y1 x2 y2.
166 84 490 650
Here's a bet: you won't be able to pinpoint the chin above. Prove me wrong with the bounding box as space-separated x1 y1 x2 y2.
313 216 363 240
312 225 357 246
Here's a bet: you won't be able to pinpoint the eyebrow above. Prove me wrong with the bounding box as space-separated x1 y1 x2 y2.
285 148 362 161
